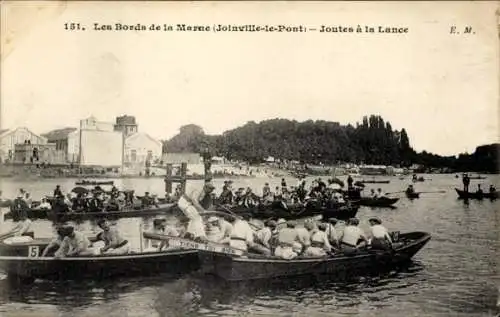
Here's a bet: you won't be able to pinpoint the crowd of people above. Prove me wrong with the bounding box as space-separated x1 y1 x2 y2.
216 177 350 209
9 185 162 217
168 191 397 260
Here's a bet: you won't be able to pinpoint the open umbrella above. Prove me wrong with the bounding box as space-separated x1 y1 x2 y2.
71 186 89 195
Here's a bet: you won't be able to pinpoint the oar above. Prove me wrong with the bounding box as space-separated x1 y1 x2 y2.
214 204 260 230
416 190 446 194
385 191 405 195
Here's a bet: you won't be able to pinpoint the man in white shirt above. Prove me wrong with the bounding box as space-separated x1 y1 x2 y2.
38 198 52 210
229 214 255 252
368 217 393 250
339 218 368 254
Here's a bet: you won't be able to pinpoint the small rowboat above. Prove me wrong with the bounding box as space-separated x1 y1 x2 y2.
149 232 431 281
359 180 390 184
3 204 176 222
405 192 420 199
0 234 199 281
353 197 399 207
455 188 498 200
75 180 115 186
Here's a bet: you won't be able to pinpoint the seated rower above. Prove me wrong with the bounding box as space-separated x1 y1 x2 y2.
476 184 483 195
295 221 311 254
229 214 255 252
88 193 104 212
326 218 340 248
368 217 393 251
370 189 378 198
7 211 32 237
274 221 300 260
38 198 52 210
253 220 276 256
72 194 87 212
406 185 415 194
339 218 368 254
218 216 233 245
490 184 497 193
55 226 95 257
304 223 332 257
95 219 130 255
377 188 386 198
42 225 67 257
206 216 223 243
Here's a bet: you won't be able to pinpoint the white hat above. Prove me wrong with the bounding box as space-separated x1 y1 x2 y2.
207 216 219 223
277 218 286 225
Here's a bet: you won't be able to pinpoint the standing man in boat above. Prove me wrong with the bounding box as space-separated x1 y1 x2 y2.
347 175 354 189
462 173 470 192
368 217 393 251
188 181 216 211
476 184 483 195
53 185 63 198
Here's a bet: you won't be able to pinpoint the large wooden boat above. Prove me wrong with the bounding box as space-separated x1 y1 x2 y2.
455 188 498 200
352 197 399 207
216 202 359 221
3 203 176 222
149 232 431 281
0 235 199 281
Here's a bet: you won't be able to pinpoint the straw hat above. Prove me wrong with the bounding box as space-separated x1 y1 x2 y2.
207 216 219 223
368 217 382 225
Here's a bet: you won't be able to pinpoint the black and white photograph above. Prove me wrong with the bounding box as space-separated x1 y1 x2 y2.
0 1 499 316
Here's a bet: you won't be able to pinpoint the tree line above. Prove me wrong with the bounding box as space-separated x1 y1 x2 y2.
163 116 499 173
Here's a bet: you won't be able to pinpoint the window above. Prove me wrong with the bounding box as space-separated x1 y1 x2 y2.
131 149 137 162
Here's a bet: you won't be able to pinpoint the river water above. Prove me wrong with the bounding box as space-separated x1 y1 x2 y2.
0 174 498 317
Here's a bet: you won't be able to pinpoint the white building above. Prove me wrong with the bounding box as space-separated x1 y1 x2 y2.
67 116 123 166
0 127 47 162
124 132 162 164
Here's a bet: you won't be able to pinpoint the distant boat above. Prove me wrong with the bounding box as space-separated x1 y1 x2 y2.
360 180 390 184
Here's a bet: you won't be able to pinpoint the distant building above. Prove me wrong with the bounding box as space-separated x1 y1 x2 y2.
114 115 138 137
124 132 162 165
67 116 123 166
14 143 65 164
42 127 78 162
0 127 47 163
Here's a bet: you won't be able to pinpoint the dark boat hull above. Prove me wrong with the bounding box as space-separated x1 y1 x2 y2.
199 232 431 281
4 204 176 221
359 180 390 184
217 203 359 221
405 192 420 199
75 181 115 186
0 250 199 280
455 188 498 200
353 197 399 207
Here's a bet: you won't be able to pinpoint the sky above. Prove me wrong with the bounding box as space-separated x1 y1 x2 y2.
1 1 499 156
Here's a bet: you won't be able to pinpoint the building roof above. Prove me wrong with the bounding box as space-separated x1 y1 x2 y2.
0 127 47 141
42 127 78 141
125 132 162 146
